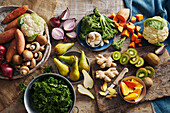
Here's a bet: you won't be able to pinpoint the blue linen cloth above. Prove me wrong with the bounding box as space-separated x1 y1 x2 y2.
124 0 170 113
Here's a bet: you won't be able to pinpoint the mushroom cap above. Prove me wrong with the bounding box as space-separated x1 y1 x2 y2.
23 50 33 61
36 35 47 45
30 58 36 68
12 55 23 65
30 42 40 53
34 51 43 61
20 66 29 75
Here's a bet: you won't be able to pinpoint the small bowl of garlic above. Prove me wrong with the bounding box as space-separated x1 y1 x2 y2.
86 32 102 48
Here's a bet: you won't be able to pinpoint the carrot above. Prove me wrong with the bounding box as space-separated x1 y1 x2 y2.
122 30 130 37
138 43 142 47
15 29 25 55
127 24 136 31
119 20 125 27
129 42 135 48
2 5 28 24
6 39 17 63
109 12 115 18
113 16 118 22
135 26 141 32
116 8 130 23
131 33 138 41
114 22 119 28
137 32 143 38
131 16 136 23
136 14 143 21
0 28 17 44
135 39 141 43
118 26 124 32
5 13 29 31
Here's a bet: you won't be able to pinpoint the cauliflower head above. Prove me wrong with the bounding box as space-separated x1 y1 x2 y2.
21 13 46 37
143 16 169 44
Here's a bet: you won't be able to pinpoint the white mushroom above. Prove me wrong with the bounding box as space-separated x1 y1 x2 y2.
29 42 40 53
20 66 29 75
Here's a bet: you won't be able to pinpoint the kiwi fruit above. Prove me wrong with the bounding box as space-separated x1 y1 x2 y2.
112 51 121 60
136 68 148 80
135 57 144 67
144 53 160 66
130 55 140 64
143 77 153 88
145 66 155 77
120 54 129 65
122 52 131 59
127 48 137 58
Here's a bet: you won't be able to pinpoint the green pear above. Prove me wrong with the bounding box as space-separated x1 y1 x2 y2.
82 69 94 89
58 55 75 65
78 48 89 72
55 43 74 55
54 58 69 76
69 56 80 81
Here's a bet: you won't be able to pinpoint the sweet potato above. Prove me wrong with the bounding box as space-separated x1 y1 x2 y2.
2 5 28 24
137 32 143 38
113 16 118 22
119 21 125 27
114 22 119 28
127 24 136 31
116 8 130 23
129 42 135 48
138 44 142 47
0 28 17 44
131 16 136 23
109 12 115 18
135 39 141 43
15 29 25 55
5 13 29 31
122 30 130 37
6 39 17 63
131 33 138 41
135 26 141 32
118 26 124 32
136 14 143 21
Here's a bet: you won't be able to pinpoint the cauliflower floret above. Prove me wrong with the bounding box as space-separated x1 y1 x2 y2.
21 14 45 37
143 26 169 44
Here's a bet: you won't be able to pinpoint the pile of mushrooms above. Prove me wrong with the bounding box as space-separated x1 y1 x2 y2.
12 35 47 75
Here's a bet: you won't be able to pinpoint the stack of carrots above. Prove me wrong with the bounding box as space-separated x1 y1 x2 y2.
108 9 144 48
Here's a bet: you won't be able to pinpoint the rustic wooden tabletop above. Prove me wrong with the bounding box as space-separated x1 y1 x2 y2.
0 0 156 113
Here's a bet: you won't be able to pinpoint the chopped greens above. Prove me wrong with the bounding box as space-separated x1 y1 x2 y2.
79 8 118 40
112 36 126 50
44 66 53 73
32 77 73 113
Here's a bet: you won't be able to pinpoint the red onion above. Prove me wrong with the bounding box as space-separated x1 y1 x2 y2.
66 31 77 39
61 7 70 20
0 63 13 80
52 27 64 40
63 18 76 31
49 17 61 28
0 45 6 65
155 44 167 55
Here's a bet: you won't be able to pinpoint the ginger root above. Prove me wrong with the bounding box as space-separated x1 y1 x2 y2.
96 67 119 82
96 54 117 69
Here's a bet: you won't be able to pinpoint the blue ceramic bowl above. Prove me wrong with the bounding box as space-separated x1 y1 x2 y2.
24 73 76 113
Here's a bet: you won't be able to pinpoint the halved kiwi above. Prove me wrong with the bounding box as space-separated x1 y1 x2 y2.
122 52 131 59
136 68 148 80
112 51 121 60
120 54 129 65
145 66 155 77
127 48 137 58
130 55 140 64
135 57 144 67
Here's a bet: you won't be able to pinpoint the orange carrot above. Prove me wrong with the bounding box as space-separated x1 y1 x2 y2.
114 22 119 28
136 14 143 21
137 32 143 38
109 12 115 18
127 24 136 31
131 16 136 23
135 26 141 32
131 33 138 41
122 30 130 37
2 5 28 24
129 42 135 48
116 8 130 22
138 43 142 47
5 13 29 31
119 20 125 27
0 28 17 44
118 26 124 32
135 39 141 43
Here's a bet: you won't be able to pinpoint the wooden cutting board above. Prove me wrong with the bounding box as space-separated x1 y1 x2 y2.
92 45 170 113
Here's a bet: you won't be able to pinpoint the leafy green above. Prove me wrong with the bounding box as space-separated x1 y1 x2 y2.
112 36 126 50
32 77 73 113
19 82 27 104
145 19 165 30
17 14 26 27
31 13 41 26
44 66 53 73
26 33 40 42
79 8 118 40
154 42 164 46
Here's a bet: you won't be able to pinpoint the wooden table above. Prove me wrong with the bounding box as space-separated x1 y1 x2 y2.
0 0 156 112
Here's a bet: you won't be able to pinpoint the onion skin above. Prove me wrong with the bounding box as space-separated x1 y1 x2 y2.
63 18 76 31
155 44 167 55
66 31 77 39
49 17 61 28
52 27 64 40
0 45 6 65
61 7 70 20
0 63 13 80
